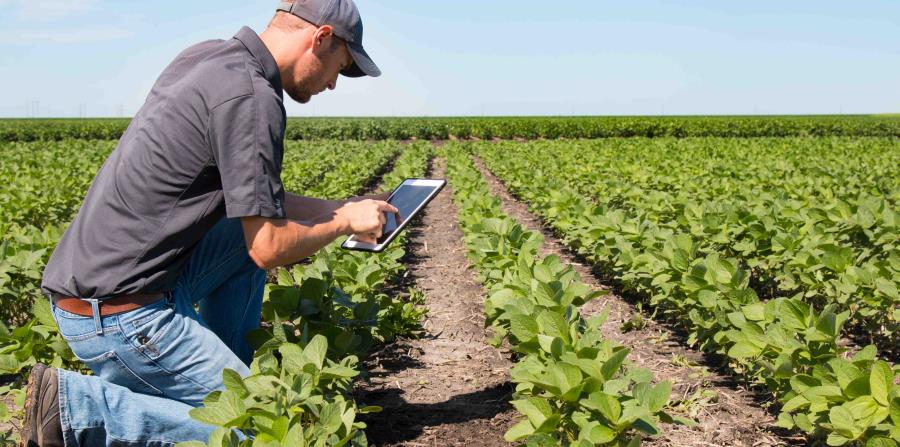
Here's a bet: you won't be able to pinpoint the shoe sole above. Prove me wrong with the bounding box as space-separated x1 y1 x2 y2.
21 363 46 447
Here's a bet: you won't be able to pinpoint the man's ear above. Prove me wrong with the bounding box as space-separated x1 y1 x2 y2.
311 25 334 53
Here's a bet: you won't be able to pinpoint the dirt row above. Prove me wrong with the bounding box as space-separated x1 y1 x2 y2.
356 158 518 446
357 152 795 446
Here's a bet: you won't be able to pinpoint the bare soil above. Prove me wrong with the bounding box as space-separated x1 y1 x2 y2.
355 158 517 446
471 156 792 447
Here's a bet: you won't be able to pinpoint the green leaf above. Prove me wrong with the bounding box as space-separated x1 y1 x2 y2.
864 437 897 447
283 422 305 447
504 419 534 442
822 245 853 273
869 360 892 406
647 381 672 412
210 427 240 447
826 433 851 446
537 334 564 358
600 348 630 381
781 394 810 413
301 335 329 371
537 311 572 345
279 344 304 374
779 299 810 331
705 254 733 284
321 365 359 379
525 433 559 447
578 421 616 444
829 358 862 390
581 392 622 423
509 314 539 343
319 402 344 433
276 268 294 286
728 341 763 359
31 297 56 328
890 396 900 426
547 362 583 399
697 290 718 308
221 369 248 399
741 303 765 321
188 390 245 426
511 398 553 426
828 405 857 439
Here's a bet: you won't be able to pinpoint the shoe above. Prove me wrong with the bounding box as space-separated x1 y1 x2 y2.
21 363 64 447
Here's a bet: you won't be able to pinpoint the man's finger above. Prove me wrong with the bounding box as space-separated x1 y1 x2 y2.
375 201 400 214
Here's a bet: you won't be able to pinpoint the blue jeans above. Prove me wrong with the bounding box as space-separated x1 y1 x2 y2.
50 218 266 446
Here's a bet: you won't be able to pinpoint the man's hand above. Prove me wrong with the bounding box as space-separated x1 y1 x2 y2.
241 199 397 268
335 199 400 244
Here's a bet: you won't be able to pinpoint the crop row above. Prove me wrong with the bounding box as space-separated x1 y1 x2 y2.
477 138 899 354
2 115 900 142
444 146 695 446
472 141 900 445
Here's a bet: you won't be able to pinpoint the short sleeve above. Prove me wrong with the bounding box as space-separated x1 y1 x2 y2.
208 93 286 219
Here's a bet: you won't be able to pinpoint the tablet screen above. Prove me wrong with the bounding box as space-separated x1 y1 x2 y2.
378 184 437 244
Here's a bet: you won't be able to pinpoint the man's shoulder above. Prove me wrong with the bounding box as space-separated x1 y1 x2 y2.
167 37 276 110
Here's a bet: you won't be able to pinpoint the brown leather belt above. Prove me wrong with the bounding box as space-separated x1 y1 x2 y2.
51 293 166 317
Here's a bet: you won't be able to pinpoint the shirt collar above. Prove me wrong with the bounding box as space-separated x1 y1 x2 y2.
234 26 282 93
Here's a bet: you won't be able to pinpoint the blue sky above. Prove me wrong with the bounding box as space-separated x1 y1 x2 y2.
1 0 898 117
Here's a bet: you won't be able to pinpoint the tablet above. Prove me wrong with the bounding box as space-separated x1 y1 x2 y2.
341 178 446 253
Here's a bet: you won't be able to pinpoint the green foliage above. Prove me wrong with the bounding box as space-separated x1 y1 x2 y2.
445 147 689 445
3 115 900 142
0 297 78 376
478 138 899 347
475 139 900 444
175 335 370 447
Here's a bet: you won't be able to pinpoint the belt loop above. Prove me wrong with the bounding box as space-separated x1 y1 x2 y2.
87 299 103 336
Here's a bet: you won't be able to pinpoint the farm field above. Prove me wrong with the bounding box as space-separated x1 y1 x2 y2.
0 117 898 447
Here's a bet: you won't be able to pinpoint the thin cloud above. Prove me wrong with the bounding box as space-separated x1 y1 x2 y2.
0 26 134 45
0 0 100 21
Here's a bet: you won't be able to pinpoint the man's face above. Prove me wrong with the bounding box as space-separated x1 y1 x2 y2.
285 30 353 104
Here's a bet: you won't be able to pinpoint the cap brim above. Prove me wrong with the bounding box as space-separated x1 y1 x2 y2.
341 41 381 78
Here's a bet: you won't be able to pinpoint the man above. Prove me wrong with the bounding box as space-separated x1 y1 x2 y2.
22 1 394 445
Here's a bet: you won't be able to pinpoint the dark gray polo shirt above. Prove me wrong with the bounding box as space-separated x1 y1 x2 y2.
42 27 287 300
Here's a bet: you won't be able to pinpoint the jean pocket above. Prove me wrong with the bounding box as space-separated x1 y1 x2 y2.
123 305 178 361
76 349 164 396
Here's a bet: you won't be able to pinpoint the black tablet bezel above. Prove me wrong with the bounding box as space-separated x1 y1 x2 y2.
340 178 446 253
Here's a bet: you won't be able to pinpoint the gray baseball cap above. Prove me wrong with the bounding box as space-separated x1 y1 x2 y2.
276 0 381 78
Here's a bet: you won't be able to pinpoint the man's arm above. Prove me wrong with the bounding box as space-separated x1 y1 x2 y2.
242 198 398 269
283 191 390 221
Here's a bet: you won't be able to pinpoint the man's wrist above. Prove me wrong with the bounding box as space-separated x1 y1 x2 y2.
332 212 352 236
